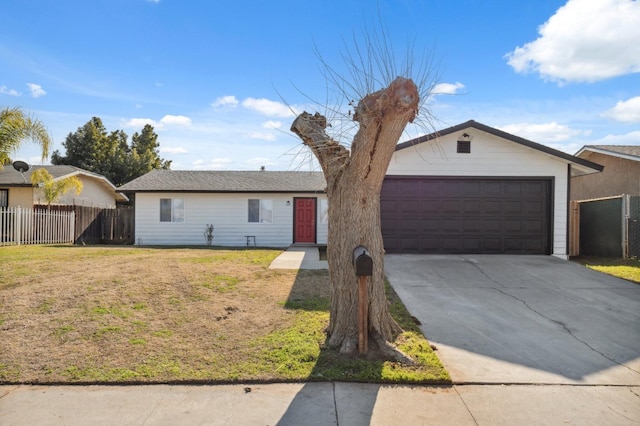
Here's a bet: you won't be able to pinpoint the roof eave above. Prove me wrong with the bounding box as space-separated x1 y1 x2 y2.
576 146 640 163
56 171 129 202
117 189 327 194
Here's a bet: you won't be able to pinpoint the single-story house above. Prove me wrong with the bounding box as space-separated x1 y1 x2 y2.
0 165 127 208
118 120 603 258
571 145 640 200
117 170 328 247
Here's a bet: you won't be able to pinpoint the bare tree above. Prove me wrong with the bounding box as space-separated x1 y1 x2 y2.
291 34 437 359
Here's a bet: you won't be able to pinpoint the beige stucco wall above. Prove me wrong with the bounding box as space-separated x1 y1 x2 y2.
5 187 34 207
571 153 640 200
33 175 117 207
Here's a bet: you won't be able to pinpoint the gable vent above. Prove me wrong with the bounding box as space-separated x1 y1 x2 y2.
457 140 471 154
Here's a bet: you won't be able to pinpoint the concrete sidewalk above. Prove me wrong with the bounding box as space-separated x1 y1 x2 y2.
2 382 639 425
268 246 328 270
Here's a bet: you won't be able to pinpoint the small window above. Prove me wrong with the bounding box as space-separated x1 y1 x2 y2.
319 199 329 224
248 199 273 223
160 198 184 222
0 189 7 208
457 140 471 154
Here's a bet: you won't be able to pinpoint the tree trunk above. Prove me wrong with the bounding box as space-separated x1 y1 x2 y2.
291 77 419 358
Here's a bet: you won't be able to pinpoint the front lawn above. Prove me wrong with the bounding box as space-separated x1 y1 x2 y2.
0 245 449 384
574 256 640 284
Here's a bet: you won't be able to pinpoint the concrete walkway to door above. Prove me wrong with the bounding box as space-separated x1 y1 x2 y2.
268 246 328 270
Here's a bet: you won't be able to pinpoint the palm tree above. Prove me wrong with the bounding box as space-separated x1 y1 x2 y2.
0 107 51 166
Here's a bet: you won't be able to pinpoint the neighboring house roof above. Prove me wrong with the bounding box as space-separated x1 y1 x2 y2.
397 120 604 176
575 145 640 162
0 164 128 202
118 170 327 193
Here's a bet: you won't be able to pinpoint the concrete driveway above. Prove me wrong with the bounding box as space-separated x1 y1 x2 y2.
385 255 640 385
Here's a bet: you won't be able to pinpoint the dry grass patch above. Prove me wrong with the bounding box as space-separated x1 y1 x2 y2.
0 245 449 384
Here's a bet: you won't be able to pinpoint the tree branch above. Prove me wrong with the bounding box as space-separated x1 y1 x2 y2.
349 77 419 183
290 112 350 188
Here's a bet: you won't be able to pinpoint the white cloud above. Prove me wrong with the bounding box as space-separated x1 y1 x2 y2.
124 115 191 130
27 83 46 98
248 131 277 141
242 97 294 118
604 96 640 123
592 130 640 145
159 114 192 126
262 120 282 129
192 158 232 170
124 118 155 128
505 0 640 84
500 122 586 143
160 146 188 154
0 85 21 96
211 95 239 108
245 157 281 169
432 82 464 95
245 157 273 166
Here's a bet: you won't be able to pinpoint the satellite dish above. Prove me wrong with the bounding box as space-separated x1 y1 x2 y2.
12 161 30 173
12 161 30 183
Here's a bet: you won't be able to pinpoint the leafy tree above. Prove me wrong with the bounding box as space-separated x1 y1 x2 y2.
0 107 51 166
129 124 172 180
30 168 83 205
51 118 170 186
51 117 107 172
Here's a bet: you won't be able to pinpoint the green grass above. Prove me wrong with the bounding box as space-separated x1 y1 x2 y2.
95 326 123 336
264 285 449 384
574 257 640 283
53 325 75 338
197 275 240 292
90 304 131 319
0 245 449 384
37 298 56 314
151 329 174 338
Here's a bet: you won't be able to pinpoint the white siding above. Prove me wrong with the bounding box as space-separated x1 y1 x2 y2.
387 130 569 258
134 192 328 247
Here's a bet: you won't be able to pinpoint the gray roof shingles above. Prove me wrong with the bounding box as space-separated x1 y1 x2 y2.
117 170 327 193
0 165 106 185
582 145 640 160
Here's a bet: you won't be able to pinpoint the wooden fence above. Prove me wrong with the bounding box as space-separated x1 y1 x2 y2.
0 207 75 246
569 201 580 257
0 206 134 246
570 195 640 258
72 206 134 245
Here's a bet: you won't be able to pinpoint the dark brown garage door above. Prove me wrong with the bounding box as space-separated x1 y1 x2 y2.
381 177 552 254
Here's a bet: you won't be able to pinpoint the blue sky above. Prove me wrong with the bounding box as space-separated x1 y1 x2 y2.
2 0 639 171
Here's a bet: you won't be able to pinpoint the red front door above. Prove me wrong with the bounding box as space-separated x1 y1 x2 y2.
294 198 316 243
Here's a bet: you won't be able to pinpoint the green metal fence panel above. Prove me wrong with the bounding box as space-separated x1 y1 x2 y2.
629 196 640 258
580 197 622 257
